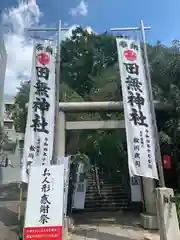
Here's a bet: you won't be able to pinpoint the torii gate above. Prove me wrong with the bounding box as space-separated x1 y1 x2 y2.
54 101 172 156
54 100 173 230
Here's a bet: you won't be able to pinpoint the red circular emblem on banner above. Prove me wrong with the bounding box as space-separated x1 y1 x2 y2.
37 53 50 65
123 49 137 61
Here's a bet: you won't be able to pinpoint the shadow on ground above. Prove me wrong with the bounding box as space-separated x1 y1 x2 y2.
73 211 140 228
72 211 158 234
0 183 26 239
72 227 138 240
0 182 27 201
0 207 19 226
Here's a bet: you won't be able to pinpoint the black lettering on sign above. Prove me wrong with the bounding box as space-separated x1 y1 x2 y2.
134 145 140 151
129 108 148 127
39 213 50 224
31 114 49 134
44 137 48 146
135 161 140 167
133 136 140 168
43 168 51 177
42 176 50 184
40 204 50 214
126 76 142 92
28 145 36 159
36 67 50 80
33 97 50 116
133 137 139 143
36 44 53 55
127 91 145 110
134 152 140 159
140 131 144 148
148 164 152 169
124 63 139 75
36 137 40 156
119 40 128 48
36 44 44 51
41 184 50 193
46 46 53 55
34 80 50 98
39 167 51 224
130 42 139 51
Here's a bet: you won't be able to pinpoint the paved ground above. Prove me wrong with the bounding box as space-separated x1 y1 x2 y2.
0 200 25 239
0 183 27 240
0 195 160 240
70 211 160 240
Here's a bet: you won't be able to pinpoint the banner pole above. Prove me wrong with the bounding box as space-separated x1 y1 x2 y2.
54 20 62 164
140 20 165 187
18 181 23 239
56 20 61 107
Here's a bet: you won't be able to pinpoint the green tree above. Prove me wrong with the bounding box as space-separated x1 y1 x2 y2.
61 27 117 98
11 81 30 133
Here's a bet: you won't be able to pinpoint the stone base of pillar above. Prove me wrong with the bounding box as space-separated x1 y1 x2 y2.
64 216 74 230
140 213 159 230
62 216 74 240
63 217 69 240
156 188 180 239
62 228 68 240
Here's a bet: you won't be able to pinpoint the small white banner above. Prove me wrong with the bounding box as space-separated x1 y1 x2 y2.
130 176 142 202
58 156 70 216
21 43 56 183
116 38 158 179
72 180 87 210
24 164 64 227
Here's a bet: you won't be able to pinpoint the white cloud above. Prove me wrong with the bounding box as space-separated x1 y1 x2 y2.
2 0 91 96
69 0 88 17
2 0 42 95
60 25 95 41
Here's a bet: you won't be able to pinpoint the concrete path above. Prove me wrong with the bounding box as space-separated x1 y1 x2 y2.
70 211 160 240
0 200 22 240
0 183 27 240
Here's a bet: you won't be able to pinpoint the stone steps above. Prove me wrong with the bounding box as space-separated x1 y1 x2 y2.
84 172 130 211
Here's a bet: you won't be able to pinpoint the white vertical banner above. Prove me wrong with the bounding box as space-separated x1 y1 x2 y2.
63 157 70 216
22 43 56 183
72 180 87 210
130 176 142 202
58 156 70 216
116 38 158 179
24 165 64 240
72 163 87 210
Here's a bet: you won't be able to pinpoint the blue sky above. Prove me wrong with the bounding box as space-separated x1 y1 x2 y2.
1 0 180 95
1 0 180 45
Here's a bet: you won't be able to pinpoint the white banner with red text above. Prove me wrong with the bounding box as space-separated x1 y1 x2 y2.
24 164 64 240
